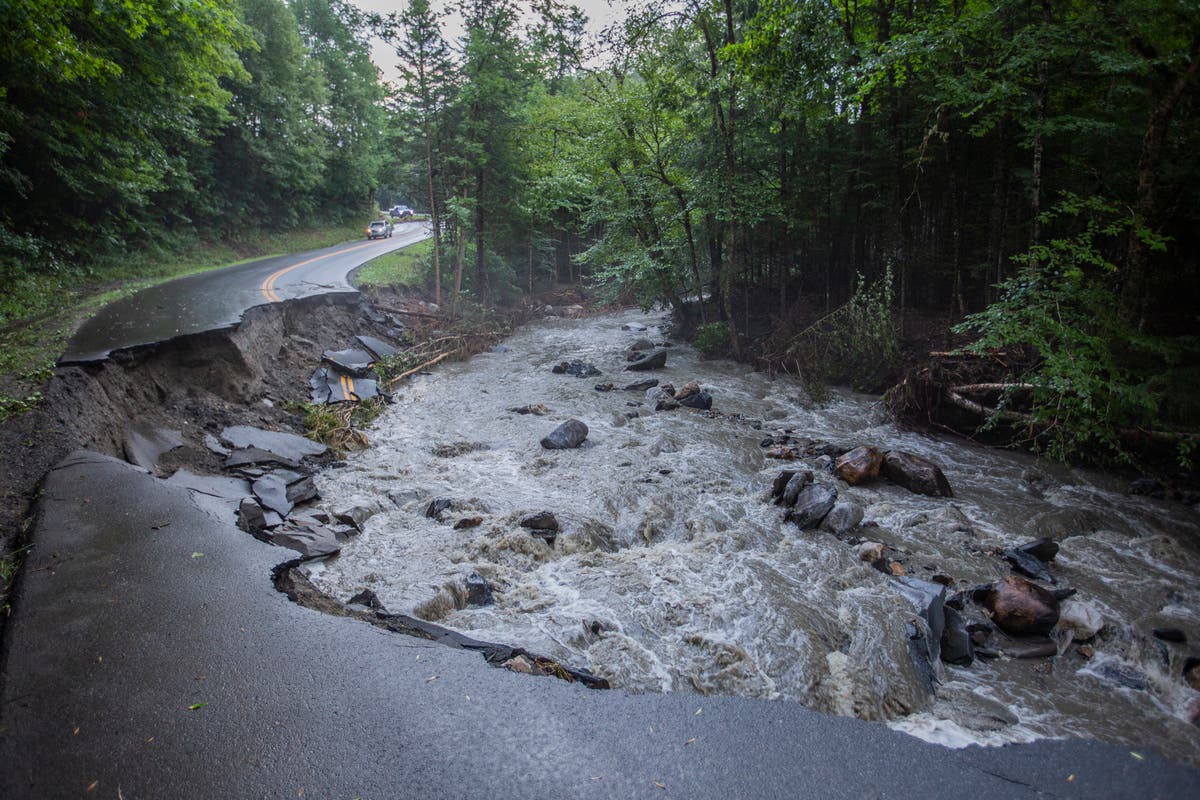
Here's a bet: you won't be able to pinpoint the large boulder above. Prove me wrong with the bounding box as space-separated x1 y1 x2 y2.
834 446 884 486
776 471 815 507
540 419 589 449
624 349 668 371
882 450 953 497
784 483 838 529
1016 537 1059 562
977 575 1060 636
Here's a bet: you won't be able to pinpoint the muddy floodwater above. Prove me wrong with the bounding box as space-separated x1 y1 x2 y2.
305 308 1200 765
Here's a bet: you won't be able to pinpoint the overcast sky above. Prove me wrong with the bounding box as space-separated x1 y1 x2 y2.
352 0 623 83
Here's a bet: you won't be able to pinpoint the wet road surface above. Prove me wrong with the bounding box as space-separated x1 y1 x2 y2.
60 222 428 364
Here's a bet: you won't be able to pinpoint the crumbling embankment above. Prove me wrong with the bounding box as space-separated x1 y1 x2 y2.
0 294 384 622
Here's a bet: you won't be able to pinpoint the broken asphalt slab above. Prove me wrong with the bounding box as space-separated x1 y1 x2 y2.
2 451 1198 798
219 425 327 462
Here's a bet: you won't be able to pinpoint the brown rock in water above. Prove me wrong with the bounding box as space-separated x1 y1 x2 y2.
834 446 884 486
882 450 954 497
979 575 1060 636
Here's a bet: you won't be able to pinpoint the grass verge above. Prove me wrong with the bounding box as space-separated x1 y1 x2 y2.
354 238 433 290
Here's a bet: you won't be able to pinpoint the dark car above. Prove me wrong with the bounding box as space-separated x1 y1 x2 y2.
390 205 414 219
367 219 393 239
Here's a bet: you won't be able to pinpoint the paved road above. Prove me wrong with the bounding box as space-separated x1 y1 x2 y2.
1 451 1197 799
60 222 429 364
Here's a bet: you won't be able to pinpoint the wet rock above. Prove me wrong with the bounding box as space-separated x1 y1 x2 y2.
1057 600 1104 640
626 338 655 355
520 511 560 532
465 572 494 606
857 541 885 562
454 516 484 530
335 506 375 532
221 425 327 462
623 379 659 392
552 361 601 378
967 621 993 646
1016 537 1059 562
771 470 798 499
594 383 615 392
941 605 975 666
882 450 953 497
896 576 947 667
784 483 838 530
426 498 453 519
1152 627 1187 643
1003 547 1057 584
622 322 648 332
815 454 834 472
624 349 667 371
347 588 386 611
820 502 865 535
1032 507 1131 540
1184 657 1200 691
1050 587 1077 601
834 446 884 486
999 636 1058 659
505 654 536 674
1087 659 1151 692
1129 477 1164 496
777 471 814 507
978 575 1061 637
540 419 589 449
237 497 267 533
677 390 713 410
122 425 184 473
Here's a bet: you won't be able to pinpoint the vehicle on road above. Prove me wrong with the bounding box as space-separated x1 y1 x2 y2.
367 219 393 239
390 205 414 219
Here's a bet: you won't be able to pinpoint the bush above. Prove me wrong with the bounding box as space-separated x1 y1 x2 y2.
693 322 731 356
785 264 901 397
954 195 1197 466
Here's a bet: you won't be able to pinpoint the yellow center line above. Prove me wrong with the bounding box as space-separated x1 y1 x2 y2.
260 240 382 303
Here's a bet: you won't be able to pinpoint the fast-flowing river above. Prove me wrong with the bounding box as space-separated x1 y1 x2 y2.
305 308 1200 765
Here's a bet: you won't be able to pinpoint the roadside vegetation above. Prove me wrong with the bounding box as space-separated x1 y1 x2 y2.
354 239 434 290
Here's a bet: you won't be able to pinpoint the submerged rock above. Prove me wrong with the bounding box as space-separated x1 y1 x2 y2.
426 498 453 519
1152 627 1187 643
623 378 659 392
552 360 602 378
465 572 494 606
882 450 953 497
999 636 1058 659
335 506 375 532
541 419 589 449
784 483 838 529
834 446 884 486
520 511 560 531
978 575 1060 637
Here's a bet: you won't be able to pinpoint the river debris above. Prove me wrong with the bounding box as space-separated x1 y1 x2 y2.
552 360 602 377
625 349 668 371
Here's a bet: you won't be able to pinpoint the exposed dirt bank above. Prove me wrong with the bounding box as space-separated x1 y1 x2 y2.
0 293 399 626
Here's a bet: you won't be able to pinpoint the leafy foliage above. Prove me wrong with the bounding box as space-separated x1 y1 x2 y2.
955 196 1196 464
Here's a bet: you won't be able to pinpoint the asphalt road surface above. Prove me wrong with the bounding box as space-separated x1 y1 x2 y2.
60 221 428 364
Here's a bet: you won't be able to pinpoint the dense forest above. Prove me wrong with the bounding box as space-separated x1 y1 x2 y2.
2 0 1198 463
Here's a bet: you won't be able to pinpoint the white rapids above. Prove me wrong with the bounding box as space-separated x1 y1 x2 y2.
303 308 1200 765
